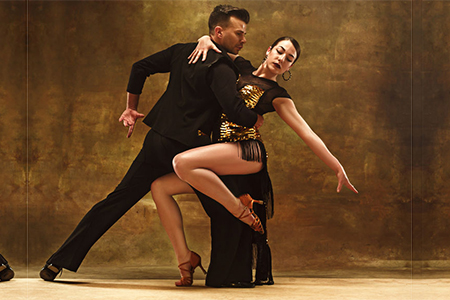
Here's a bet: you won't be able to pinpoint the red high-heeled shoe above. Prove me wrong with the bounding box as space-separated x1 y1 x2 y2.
238 194 265 234
175 251 207 287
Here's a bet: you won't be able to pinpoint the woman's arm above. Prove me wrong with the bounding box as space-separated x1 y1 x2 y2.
188 35 238 64
273 97 358 193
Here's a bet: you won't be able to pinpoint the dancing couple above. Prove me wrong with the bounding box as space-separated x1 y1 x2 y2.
39 4 357 288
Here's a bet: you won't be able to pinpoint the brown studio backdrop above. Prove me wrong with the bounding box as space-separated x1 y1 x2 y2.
0 0 28 268
0 0 447 276
416 0 450 274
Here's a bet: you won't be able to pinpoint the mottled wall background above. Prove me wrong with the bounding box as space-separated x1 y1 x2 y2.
0 1 28 266
0 0 448 277
415 1 450 276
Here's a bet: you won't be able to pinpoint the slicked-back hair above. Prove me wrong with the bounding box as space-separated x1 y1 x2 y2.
208 5 250 34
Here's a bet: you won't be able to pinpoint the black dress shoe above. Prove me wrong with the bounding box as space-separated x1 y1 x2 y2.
254 279 274 285
0 264 14 281
222 281 256 288
39 264 61 281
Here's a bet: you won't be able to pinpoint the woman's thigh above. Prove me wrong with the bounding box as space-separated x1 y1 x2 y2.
174 142 263 175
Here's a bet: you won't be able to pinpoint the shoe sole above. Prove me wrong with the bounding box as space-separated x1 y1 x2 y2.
0 269 14 281
39 269 57 281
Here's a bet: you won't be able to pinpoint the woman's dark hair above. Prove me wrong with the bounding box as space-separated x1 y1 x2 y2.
271 36 301 64
208 5 250 34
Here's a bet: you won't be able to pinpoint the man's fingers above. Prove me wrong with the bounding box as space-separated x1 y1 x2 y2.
123 118 133 127
127 125 134 138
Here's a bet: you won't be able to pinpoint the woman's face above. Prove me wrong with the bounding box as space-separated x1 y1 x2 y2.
265 40 297 75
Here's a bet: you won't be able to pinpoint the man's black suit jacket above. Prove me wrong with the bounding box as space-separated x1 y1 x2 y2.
127 42 257 147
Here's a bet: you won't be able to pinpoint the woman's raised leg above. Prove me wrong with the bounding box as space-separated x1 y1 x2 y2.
172 142 264 228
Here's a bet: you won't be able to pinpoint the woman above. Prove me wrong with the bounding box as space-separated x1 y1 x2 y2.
150 36 358 286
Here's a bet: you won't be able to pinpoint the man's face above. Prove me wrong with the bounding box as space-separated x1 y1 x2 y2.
218 16 247 54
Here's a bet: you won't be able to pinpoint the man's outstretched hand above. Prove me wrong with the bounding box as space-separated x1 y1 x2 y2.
119 108 145 138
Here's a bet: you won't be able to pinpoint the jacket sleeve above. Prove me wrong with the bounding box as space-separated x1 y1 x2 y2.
208 63 258 128
126 44 181 95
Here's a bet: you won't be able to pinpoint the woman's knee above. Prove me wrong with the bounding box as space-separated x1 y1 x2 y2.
150 178 163 195
172 153 191 180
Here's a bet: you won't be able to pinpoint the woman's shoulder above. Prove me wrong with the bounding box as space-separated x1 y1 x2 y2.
272 84 291 99
262 83 291 104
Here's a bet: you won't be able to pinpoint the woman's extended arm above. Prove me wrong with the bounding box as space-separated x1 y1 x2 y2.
273 97 358 194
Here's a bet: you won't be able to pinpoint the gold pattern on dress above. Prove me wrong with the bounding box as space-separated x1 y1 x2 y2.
218 84 264 142
239 84 264 109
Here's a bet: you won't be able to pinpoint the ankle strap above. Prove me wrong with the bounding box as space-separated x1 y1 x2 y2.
177 260 191 270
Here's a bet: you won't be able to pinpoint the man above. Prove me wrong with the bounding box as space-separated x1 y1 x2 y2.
40 5 262 281
0 254 14 281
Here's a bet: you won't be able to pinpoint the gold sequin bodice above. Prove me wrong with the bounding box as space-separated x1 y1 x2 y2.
217 84 264 142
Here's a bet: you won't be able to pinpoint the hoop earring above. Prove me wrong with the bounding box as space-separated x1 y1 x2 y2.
282 70 292 81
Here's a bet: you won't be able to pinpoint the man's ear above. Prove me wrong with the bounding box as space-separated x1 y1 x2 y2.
214 26 223 38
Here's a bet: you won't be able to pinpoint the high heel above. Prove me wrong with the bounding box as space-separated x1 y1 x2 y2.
239 194 264 210
175 251 207 287
237 194 265 235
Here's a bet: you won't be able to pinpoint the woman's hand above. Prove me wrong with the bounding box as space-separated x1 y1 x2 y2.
273 97 358 195
336 168 358 194
188 35 221 64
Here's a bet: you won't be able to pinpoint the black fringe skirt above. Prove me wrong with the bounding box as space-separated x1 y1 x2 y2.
234 139 275 284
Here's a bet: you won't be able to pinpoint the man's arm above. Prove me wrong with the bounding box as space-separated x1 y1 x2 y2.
121 44 181 137
209 63 262 128
126 44 179 95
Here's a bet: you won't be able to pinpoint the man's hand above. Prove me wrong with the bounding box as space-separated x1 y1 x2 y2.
254 114 264 129
118 108 145 138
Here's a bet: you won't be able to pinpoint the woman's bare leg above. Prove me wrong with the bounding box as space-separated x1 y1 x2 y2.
173 142 263 218
151 173 194 270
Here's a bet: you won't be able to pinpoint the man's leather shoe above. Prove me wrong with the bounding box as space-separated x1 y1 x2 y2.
222 281 256 288
254 279 274 285
0 264 14 281
39 264 61 281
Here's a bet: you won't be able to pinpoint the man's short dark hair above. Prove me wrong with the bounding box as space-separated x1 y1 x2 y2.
208 5 250 34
